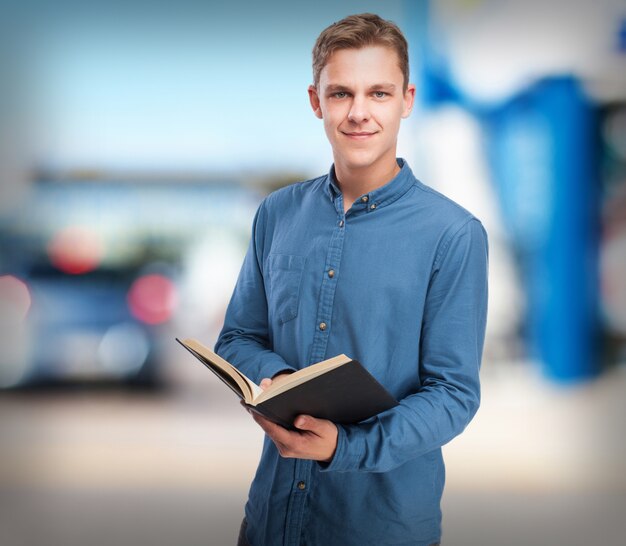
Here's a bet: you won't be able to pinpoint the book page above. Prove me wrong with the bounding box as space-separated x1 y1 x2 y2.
253 354 350 405
180 338 259 403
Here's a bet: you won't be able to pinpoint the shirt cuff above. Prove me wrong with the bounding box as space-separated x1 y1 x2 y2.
317 424 363 472
254 353 297 385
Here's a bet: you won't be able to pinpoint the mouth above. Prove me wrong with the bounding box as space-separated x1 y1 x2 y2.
342 131 377 140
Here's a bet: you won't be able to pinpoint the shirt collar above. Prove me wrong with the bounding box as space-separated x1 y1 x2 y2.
324 158 416 213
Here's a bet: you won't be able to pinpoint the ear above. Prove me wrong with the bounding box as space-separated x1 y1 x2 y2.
308 84 323 119
401 84 416 119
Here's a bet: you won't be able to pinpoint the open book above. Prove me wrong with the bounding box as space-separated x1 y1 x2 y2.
176 338 398 430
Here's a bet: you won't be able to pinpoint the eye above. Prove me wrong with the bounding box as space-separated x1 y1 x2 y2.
332 91 348 99
373 91 388 99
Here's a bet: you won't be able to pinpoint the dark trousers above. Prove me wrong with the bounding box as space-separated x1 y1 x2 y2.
237 517 251 546
237 517 440 545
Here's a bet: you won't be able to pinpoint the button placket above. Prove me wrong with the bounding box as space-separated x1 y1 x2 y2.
285 459 313 546
308 207 346 367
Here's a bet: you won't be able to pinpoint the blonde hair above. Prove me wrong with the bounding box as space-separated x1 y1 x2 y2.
312 13 409 92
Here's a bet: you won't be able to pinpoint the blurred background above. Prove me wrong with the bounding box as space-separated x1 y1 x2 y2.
1 0 625 544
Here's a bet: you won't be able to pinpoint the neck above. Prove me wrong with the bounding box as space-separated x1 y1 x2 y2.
334 156 401 206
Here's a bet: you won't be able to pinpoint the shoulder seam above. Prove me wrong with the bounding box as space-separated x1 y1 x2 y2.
434 217 480 269
414 183 478 219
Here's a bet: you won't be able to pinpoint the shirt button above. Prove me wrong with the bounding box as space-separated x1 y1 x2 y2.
339 220 344 227
370 203 377 210
319 322 327 331
297 481 306 490
328 269 335 278
361 195 369 203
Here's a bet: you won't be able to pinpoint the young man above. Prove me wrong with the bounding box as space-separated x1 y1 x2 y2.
215 13 488 546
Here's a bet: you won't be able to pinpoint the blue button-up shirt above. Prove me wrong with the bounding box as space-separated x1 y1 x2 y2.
215 158 488 546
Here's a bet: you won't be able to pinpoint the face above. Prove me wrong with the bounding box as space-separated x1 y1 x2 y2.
309 45 415 175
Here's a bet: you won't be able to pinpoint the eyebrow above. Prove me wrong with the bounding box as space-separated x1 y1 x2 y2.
325 83 397 93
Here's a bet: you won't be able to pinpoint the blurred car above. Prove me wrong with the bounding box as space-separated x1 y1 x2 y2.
0 177 260 389
3 264 175 388
0 239 177 389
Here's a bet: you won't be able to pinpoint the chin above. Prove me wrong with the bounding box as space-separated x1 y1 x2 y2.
339 150 380 170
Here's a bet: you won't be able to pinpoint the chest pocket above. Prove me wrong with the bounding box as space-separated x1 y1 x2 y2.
266 253 305 324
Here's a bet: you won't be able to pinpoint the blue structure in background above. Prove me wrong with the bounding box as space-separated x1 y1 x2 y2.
404 0 462 109
485 78 599 382
405 2 600 382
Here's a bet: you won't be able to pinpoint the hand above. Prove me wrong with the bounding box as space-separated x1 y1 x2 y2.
259 372 293 391
248 411 338 463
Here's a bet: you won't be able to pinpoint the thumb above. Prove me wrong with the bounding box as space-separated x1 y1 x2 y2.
294 415 321 431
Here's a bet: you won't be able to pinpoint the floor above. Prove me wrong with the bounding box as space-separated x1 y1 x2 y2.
1 360 625 546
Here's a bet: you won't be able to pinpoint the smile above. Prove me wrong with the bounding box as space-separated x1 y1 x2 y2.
342 131 377 140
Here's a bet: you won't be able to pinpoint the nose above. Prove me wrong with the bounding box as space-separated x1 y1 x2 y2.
347 95 370 124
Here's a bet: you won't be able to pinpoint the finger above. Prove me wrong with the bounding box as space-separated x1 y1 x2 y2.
259 378 272 391
252 413 298 445
251 412 282 434
294 415 328 436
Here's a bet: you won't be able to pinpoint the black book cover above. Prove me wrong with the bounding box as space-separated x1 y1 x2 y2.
252 359 398 430
176 337 398 431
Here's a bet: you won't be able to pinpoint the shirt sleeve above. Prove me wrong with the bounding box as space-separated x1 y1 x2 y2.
214 199 297 385
319 218 489 473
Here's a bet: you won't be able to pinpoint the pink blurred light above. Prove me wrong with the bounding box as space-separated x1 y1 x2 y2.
127 274 177 325
0 275 31 322
47 226 103 275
